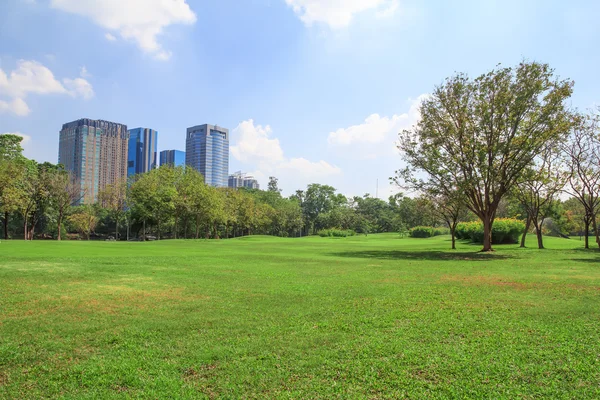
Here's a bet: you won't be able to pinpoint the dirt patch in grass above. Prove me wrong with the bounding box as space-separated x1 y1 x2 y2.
3 287 211 319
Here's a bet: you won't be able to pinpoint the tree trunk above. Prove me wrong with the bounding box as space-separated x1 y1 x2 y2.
4 211 9 240
57 213 63 241
174 214 178 240
520 215 531 248
451 226 456 250
195 216 200 239
23 216 28 241
482 215 493 252
115 216 119 241
534 219 544 249
593 214 600 249
143 220 146 241
584 218 590 249
213 222 219 239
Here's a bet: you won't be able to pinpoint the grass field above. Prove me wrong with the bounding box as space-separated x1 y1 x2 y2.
1 234 599 399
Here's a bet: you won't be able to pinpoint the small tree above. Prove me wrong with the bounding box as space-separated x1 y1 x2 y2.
48 170 82 240
98 178 127 240
69 206 98 240
513 146 567 249
562 113 600 249
428 190 468 250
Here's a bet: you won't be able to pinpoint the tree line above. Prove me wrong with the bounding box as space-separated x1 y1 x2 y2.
0 139 449 241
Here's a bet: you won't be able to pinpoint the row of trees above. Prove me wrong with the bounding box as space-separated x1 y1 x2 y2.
0 136 452 241
397 61 600 251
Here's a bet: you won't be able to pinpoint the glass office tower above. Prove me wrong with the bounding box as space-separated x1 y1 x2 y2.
185 124 229 187
127 128 158 177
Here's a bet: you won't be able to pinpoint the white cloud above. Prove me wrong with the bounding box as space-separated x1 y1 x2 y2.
63 78 95 99
231 120 341 192
328 94 427 148
105 32 117 41
231 120 285 163
80 66 91 78
285 0 399 29
50 0 197 60
0 60 94 117
0 98 31 117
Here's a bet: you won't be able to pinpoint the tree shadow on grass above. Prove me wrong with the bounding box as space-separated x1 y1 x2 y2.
329 250 513 262
568 248 600 263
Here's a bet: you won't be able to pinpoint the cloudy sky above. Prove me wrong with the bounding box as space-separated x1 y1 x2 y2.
1 0 599 196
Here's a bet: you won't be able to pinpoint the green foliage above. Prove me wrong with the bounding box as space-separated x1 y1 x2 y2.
317 228 356 237
399 61 574 251
409 226 435 238
409 226 449 238
456 218 526 244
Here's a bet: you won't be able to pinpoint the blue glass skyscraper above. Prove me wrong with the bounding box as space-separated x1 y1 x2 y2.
127 128 158 177
160 150 185 168
185 124 229 187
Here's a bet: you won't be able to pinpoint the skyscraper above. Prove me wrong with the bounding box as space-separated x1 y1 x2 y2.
58 118 128 204
186 124 229 187
228 171 260 190
127 127 158 177
160 150 186 168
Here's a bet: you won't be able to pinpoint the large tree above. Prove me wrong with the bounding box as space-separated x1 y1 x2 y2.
399 62 573 251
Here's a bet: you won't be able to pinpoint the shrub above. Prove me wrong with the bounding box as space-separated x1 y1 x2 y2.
318 229 356 238
433 227 450 236
409 226 435 238
455 218 526 244
409 226 450 238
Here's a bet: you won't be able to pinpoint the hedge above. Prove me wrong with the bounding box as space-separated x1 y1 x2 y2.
455 218 526 244
409 226 450 238
318 229 356 238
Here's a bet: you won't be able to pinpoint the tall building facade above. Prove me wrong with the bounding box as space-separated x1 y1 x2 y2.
229 171 260 190
160 150 185 168
186 124 229 187
58 118 128 203
127 127 158 177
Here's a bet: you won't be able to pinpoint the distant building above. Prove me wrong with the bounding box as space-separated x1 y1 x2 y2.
58 118 128 204
127 127 158 177
229 171 260 190
160 150 185 168
186 124 229 187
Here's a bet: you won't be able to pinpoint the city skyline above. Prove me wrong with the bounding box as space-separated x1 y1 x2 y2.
2 0 600 197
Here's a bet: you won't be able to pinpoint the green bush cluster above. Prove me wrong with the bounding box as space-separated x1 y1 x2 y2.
409 226 449 238
318 229 356 238
456 218 525 244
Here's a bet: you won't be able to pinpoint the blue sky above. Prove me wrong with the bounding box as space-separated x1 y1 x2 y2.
1 0 599 196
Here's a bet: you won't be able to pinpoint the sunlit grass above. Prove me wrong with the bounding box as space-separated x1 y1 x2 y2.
1 234 599 398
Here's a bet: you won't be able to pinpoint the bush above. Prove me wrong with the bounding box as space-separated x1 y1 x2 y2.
318 229 356 238
409 226 450 238
409 226 435 238
455 218 526 244
433 227 450 236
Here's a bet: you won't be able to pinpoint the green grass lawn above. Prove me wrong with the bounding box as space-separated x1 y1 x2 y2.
1 234 599 399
